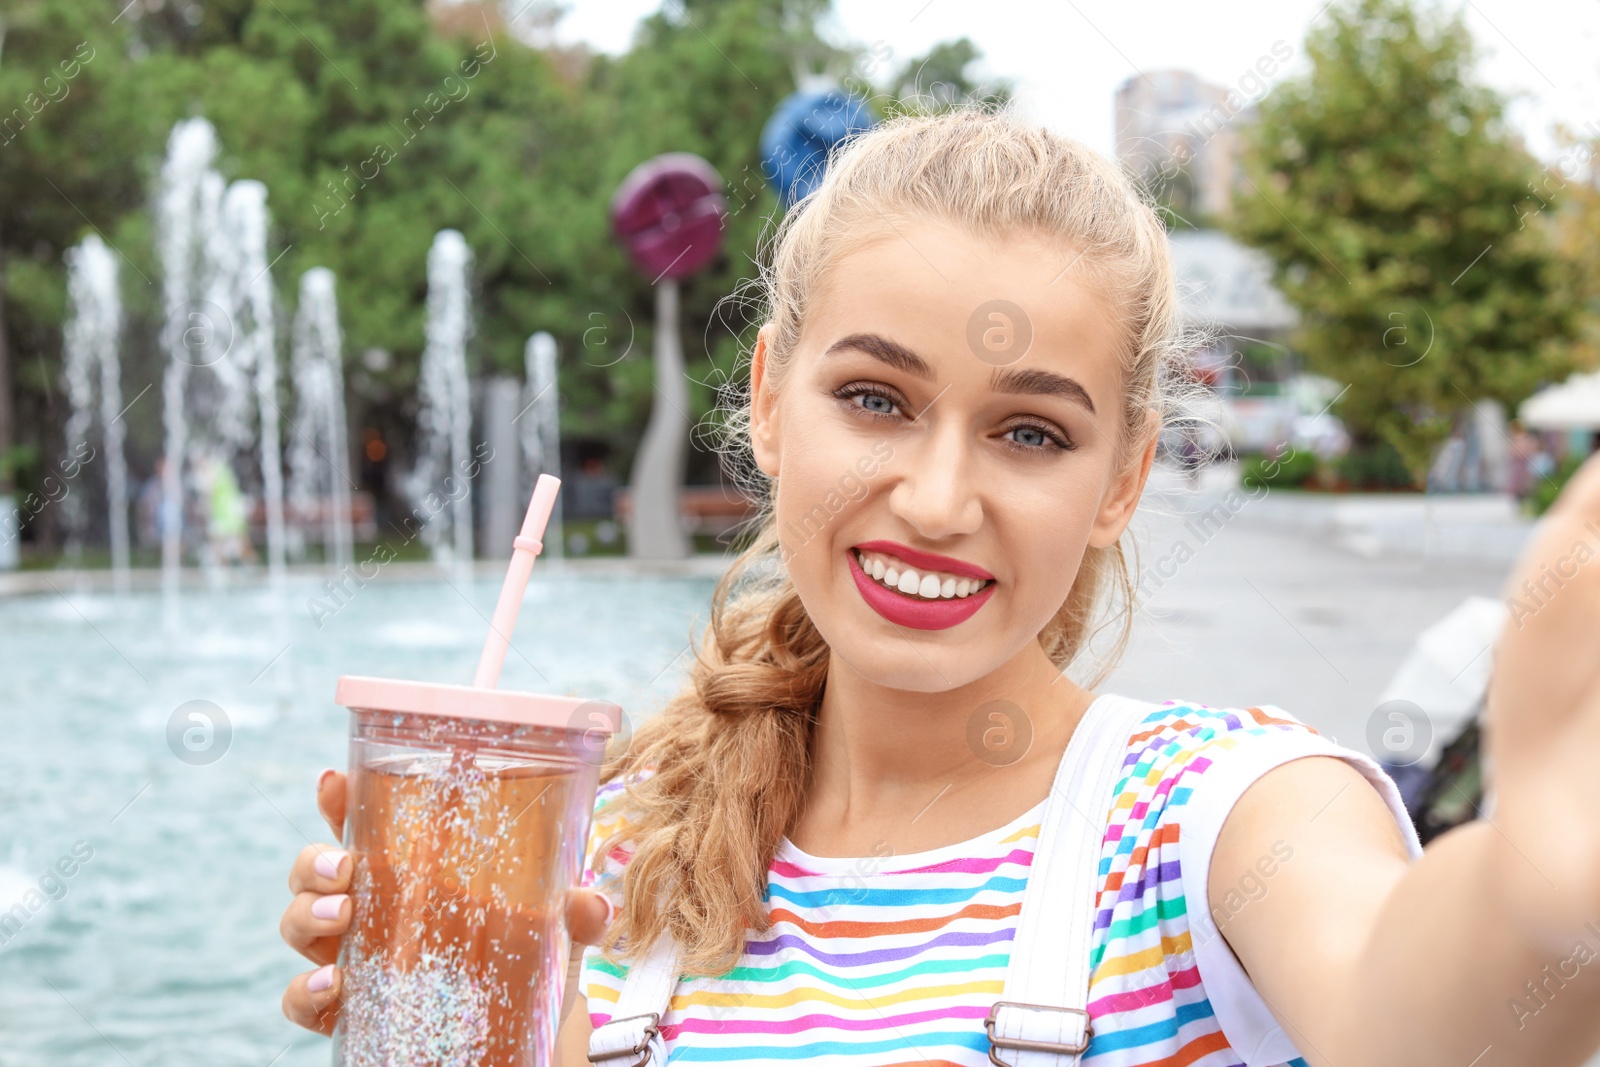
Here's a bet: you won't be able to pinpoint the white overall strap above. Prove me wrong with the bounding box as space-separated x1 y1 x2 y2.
586 932 680 1067
986 693 1152 1067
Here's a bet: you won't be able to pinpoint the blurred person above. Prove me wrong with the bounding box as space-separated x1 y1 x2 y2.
1428 428 1467 493
194 451 254 566
1507 420 1537 501
568 454 618 520
134 456 166 551
1530 432 1558 484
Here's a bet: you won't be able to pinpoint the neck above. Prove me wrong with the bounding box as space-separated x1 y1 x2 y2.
799 640 1098 851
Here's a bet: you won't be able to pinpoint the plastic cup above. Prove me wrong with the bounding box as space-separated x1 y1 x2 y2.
331 675 621 1067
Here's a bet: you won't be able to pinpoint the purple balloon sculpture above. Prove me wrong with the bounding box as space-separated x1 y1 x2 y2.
610 152 727 281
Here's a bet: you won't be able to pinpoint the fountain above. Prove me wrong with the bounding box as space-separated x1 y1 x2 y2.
288 267 354 571
158 117 224 621
217 179 288 590
156 117 288 619
61 234 133 589
404 229 475 575
522 331 563 560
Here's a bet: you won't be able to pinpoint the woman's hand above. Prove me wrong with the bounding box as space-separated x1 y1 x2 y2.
1487 451 1600 946
280 768 616 1036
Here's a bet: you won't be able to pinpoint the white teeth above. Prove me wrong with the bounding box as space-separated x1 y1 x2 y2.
855 549 990 601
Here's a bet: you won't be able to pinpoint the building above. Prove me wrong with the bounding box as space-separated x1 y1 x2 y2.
1114 70 1254 220
1167 230 1316 456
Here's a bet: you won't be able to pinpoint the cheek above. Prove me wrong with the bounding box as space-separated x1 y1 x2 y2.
998 467 1105 613
773 420 871 559
1016 522 1093 617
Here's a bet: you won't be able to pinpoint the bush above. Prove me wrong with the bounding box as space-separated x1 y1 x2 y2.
1525 454 1588 517
1336 441 1418 491
1241 447 1317 489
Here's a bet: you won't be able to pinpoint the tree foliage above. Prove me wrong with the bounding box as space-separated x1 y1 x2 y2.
1226 0 1579 479
0 0 999 546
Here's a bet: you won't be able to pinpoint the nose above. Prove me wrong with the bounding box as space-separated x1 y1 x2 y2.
884 416 983 541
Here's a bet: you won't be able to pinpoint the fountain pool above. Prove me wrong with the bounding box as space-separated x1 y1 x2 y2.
0 566 720 1065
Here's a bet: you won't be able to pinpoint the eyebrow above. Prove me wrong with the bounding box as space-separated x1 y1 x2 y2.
822 332 1097 416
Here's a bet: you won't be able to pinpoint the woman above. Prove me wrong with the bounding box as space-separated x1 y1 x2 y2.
280 107 1600 1066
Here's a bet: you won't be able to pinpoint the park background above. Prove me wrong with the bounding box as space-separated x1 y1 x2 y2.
2 0 1600 1063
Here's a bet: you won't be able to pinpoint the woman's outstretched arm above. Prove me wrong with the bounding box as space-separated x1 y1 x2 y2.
1216 455 1600 1067
1215 755 1599 1067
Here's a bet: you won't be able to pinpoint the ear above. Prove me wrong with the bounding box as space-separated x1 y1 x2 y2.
1089 408 1159 548
749 324 782 479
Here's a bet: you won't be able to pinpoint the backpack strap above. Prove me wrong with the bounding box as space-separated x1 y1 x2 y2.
986 693 1151 1067
586 933 678 1067
587 693 1151 1067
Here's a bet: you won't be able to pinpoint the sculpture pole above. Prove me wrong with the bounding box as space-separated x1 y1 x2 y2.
627 279 691 559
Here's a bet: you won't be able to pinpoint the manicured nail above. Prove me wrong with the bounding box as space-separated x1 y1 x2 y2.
308 964 335 993
317 768 337 793
311 894 348 921
314 849 348 880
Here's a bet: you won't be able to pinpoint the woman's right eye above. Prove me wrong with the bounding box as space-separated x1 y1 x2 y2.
833 382 903 419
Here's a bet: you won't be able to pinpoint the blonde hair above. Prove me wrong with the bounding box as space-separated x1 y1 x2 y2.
596 103 1199 977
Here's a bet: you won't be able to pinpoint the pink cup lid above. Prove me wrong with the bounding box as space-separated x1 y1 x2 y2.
335 675 622 734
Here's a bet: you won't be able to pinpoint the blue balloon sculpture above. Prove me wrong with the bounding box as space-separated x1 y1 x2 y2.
759 89 877 207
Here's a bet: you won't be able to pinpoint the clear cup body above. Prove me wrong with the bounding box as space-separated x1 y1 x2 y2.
332 707 602 1067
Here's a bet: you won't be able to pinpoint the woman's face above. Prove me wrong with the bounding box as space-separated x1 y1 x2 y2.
749 217 1157 693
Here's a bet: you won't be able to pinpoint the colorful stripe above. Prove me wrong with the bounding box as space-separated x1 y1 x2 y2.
579 699 1336 1066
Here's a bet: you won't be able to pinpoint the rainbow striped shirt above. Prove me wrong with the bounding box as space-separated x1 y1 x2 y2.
579 697 1421 1067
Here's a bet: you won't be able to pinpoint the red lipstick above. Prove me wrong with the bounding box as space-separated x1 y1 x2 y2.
847 546 996 631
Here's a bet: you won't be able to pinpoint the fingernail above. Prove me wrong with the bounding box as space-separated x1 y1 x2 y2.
311 894 348 921
599 893 616 927
308 964 335 993
317 768 337 792
314 849 348 880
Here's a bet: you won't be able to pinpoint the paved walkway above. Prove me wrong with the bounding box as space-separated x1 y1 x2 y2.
1101 464 1535 757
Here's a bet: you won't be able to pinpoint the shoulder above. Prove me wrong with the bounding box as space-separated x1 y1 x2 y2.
1108 697 1357 816
1099 696 1421 1064
581 769 655 899
1113 696 1414 840
1120 697 1326 767
1107 695 1417 884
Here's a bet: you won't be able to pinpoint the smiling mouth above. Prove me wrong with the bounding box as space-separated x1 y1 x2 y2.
851 547 996 601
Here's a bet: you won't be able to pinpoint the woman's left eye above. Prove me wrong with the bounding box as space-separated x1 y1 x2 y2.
1004 422 1075 453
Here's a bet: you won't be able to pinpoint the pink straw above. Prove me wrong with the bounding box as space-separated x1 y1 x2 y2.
473 473 561 689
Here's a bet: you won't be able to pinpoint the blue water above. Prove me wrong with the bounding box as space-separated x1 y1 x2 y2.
0 565 717 1065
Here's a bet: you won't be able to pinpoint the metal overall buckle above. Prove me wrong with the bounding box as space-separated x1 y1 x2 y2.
984 1000 1093 1066
586 1011 662 1067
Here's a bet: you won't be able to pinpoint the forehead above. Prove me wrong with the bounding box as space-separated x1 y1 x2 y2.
799 218 1129 401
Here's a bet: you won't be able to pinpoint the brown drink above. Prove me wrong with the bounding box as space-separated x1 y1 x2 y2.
331 478 621 1066
332 704 605 1067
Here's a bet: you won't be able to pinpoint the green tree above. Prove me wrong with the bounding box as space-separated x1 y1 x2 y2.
1226 0 1578 480
0 0 152 499
1547 126 1600 372
889 37 1012 113
0 0 998 555
128 0 607 475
